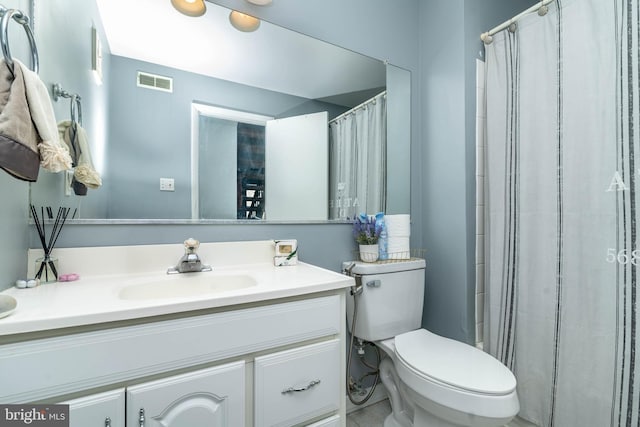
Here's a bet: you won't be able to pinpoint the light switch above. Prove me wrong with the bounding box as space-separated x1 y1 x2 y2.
64 170 74 196
160 178 175 191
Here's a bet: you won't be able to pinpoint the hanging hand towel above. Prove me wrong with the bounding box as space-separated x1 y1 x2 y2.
17 59 72 173
0 59 42 180
58 120 102 189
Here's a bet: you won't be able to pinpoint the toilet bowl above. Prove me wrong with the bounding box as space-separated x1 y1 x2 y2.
344 259 519 427
378 330 518 427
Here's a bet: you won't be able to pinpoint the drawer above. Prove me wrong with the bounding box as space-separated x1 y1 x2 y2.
254 339 341 427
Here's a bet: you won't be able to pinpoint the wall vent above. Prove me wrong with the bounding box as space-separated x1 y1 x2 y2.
137 71 173 93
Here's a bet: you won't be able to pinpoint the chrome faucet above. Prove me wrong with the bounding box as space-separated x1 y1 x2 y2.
167 238 212 274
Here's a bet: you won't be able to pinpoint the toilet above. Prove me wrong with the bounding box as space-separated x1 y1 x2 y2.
344 259 519 427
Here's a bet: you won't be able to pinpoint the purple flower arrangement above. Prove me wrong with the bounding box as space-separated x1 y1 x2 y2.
352 214 380 245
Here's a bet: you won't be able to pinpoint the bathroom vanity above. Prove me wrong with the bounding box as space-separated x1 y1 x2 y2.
0 241 353 427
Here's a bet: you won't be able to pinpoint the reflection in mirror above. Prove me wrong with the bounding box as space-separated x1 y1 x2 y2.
329 91 386 219
30 0 409 222
193 104 271 220
194 105 328 221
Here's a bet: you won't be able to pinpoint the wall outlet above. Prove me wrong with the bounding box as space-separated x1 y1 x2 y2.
159 178 175 192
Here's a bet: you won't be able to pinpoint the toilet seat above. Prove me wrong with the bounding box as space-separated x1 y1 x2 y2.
394 329 516 395
392 329 519 420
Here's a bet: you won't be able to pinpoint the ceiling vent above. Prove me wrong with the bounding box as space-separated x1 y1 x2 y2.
137 71 173 93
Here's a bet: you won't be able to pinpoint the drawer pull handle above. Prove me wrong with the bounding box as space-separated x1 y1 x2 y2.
138 408 145 427
105 417 111 427
281 379 321 394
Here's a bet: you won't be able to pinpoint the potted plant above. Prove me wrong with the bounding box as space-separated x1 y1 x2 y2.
353 215 381 262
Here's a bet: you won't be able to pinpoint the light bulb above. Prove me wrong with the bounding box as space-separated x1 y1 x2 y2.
171 0 206 17
229 11 261 32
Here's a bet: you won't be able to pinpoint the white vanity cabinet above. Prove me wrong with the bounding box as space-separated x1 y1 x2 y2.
1 293 346 427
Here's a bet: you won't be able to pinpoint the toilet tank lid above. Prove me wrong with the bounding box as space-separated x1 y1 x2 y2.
395 329 517 395
342 258 426 275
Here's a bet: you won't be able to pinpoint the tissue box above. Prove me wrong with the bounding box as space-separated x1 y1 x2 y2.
275 239 297 257
274 254 298 266
274 239 298 266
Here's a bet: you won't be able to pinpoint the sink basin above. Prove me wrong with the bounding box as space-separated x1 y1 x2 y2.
118 273 257 300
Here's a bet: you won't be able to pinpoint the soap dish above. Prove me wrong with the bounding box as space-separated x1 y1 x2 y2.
0 295 17 319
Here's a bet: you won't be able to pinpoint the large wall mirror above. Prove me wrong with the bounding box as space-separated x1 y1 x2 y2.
30 0 410 222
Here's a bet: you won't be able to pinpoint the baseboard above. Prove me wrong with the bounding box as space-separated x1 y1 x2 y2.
346 383 388 414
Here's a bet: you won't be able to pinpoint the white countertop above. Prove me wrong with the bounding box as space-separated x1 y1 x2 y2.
0 241 353 336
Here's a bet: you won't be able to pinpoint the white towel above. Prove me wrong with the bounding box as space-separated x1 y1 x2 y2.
385 214 411 236
16 60 72 172
58 120 101 189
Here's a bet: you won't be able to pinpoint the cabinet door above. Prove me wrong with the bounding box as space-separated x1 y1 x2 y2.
127 361 244 427
64 388 125 427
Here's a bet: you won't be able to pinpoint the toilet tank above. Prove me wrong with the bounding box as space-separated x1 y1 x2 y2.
344 259 426 342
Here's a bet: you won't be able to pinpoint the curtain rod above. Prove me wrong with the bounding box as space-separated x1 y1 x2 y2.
480 0 553 44
329 90 386 125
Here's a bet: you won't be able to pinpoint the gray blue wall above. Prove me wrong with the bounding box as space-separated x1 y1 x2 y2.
2 0 535 346
0 0 39 289
418 0 536 344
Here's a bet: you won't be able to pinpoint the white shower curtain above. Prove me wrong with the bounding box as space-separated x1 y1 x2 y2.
329 92 386 219
484 0 640 425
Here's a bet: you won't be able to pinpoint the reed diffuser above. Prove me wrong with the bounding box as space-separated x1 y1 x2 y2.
30 205 74 283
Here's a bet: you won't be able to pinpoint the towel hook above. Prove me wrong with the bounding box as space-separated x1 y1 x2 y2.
70 94 82 126
52 83 71 102
0 7 38 76
52 83 83 126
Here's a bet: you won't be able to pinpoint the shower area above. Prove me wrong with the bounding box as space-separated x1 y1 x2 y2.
479 0 640 426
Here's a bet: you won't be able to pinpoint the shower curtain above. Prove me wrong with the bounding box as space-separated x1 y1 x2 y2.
329 93 386 219
484 0 640 426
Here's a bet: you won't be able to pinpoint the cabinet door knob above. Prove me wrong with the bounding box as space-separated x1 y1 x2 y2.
138 408 145 427
105 417 111 427
281 379 321 394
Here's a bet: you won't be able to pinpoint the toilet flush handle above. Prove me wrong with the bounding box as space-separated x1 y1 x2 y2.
366 279 381 288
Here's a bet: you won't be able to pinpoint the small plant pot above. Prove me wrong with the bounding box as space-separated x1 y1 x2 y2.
359 244 379 263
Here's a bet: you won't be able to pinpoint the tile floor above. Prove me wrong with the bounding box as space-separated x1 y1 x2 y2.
346 399 391 427
346 399 538 427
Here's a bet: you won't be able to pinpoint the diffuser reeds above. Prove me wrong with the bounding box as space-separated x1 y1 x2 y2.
30 205 76 282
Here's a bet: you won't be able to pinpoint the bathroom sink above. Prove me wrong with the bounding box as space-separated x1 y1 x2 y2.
118 273 257 301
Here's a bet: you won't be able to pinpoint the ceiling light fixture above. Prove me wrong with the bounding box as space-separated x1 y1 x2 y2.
171 0 206 17
246 0 273 5
229 11 261 32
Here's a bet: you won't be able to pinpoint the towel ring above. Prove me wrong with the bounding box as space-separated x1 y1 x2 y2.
0 8 39 76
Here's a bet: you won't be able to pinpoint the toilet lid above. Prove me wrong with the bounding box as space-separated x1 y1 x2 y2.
394 329 516 395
